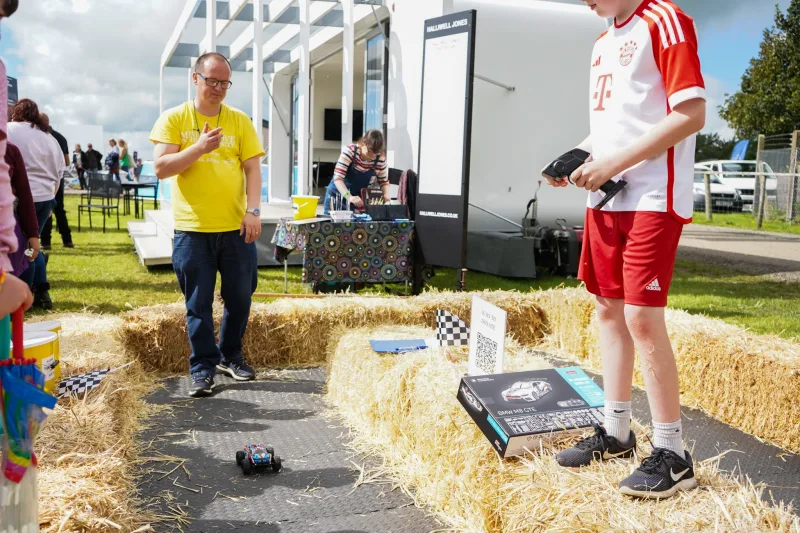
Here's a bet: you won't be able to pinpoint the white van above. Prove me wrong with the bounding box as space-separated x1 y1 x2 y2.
696 160 778 212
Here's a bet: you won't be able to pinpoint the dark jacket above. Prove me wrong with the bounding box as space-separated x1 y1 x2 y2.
6 142 39 239
85 149 103 170
73 150 88 168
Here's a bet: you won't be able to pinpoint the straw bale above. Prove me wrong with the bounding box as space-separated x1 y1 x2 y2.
328 327 800 532
117 292 547 374
31 314 160 532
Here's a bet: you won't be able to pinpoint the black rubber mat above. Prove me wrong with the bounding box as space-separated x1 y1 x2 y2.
138 365 798 532
137 368 441 533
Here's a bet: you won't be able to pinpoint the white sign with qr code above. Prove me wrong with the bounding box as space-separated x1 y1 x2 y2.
468 296 506 376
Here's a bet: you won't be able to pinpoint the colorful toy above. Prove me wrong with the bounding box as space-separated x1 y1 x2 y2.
235 444 282 476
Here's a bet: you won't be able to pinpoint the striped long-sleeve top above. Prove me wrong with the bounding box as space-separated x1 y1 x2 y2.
333 144 388 186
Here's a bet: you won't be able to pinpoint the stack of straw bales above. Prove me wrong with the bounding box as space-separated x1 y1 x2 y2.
118 288 800 452
117 291 547 374
33 314 158 533
328 326 800 533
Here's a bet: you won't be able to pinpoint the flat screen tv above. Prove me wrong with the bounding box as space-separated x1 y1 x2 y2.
324 109 364 142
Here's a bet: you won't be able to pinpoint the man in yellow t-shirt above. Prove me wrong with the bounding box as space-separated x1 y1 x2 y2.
150 52 265 398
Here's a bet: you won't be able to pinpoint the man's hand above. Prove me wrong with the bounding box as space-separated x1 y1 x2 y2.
571 156 616 192
197 122 224 155
0 273 34 317
27 238 40 262
349 196 364 208
240 212 261 244
543 175 569 188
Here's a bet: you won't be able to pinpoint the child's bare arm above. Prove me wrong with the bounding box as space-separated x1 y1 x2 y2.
571 98 705 192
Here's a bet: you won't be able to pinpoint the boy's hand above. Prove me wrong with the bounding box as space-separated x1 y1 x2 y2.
571 156 616 192
544 175 569 188
0 274 34 317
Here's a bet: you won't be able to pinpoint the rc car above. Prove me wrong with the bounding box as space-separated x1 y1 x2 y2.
501 380 553 403
235 444 282 475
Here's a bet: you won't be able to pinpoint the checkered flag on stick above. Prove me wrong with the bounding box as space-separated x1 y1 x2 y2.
58 362 134 397
436 309 470 346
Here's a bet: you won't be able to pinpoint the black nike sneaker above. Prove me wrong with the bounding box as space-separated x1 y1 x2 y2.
555 425 637 468
189 374 216 398
619 448 698 499
216 359 256 381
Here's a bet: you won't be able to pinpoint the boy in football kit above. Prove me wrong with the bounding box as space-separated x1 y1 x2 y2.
545 0 706 498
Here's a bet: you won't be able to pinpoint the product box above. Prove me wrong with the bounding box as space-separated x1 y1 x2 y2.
457 367 605 458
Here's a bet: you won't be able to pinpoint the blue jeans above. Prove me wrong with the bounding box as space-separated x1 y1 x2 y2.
172 230 258 377
20 199 56 290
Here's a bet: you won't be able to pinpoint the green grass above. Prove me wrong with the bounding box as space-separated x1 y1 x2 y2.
692 211 800 236
32 195 799 339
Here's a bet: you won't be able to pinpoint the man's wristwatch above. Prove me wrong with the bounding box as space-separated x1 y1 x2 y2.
246 208 261 217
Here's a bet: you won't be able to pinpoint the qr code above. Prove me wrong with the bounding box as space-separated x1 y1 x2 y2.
475 332 497 374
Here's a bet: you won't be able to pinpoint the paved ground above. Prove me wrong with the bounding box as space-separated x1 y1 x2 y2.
137 364 798 532
679 225 800 281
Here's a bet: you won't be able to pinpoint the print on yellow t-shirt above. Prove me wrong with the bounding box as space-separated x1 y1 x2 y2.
150 101 265 232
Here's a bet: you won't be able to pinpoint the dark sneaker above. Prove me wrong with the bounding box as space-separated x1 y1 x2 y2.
619 448 697 499
63 242 75 249
555 425 636 468
34 289 54 310
42 244 52 251
216 360 256 381
189 374 216 397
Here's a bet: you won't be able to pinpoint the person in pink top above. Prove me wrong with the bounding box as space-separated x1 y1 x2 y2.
0 0 34 317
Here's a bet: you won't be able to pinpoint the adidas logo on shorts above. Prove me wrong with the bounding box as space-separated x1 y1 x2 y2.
645 278 662 292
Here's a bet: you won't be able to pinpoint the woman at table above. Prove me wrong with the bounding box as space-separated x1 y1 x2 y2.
323 129 390 214
118 139 135 180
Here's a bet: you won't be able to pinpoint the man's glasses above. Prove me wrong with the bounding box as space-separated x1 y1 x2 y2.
196 73 233 90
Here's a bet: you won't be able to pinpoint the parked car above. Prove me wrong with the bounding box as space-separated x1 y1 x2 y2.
692 169 743 212
696 160 778 212
501 380 552 403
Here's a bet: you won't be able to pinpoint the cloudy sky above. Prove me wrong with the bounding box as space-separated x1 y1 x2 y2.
0 0 791 160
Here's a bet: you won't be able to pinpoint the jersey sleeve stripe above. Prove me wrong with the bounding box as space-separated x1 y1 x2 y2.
668 87 706 109
648 3 678 45
656 0 685 43
643 9 670 49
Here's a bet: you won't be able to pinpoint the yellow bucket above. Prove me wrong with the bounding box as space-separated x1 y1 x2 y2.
25 320 62 367
10 331 60 395
292 195 319 220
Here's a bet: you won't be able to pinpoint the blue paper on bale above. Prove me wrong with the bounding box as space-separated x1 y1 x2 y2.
369 339 428 354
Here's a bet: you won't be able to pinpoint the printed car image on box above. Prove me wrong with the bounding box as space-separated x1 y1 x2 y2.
501 380 553 403
461 384 484 412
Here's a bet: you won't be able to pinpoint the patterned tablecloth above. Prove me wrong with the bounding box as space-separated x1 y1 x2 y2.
271 218 415 284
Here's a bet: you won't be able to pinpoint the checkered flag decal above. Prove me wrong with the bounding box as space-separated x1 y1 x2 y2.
58 369 109 397
436 309 470 346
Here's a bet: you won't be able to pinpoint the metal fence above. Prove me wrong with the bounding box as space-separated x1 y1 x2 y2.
695 131 799 226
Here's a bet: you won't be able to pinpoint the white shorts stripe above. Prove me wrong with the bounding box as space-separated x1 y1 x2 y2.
643 9 670 49
656 0 685 43
649 3 677 45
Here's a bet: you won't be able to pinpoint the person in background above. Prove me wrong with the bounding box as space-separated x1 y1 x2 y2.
8 99 65 310
119 138 134 180
106 138 120 180
0 0 34 318
85 143 103 173
151 51 264 397
40 113 74 251
323 129 389 214
134 158 144 180
73 143 88 189
6 141 39 277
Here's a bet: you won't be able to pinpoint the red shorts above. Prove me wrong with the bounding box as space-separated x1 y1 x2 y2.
578 209 683 307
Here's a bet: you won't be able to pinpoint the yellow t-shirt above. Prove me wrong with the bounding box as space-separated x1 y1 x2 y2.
149 101 265 232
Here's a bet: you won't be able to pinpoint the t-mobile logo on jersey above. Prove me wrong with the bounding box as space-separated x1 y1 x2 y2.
593 74 613 111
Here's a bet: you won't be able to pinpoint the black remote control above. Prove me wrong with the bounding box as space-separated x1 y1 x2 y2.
541 148 627 210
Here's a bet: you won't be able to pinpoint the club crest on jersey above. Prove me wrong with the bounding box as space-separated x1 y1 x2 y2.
619 41 638 66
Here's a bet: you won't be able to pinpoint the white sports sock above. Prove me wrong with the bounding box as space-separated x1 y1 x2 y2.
603 400 632 443
653 419 686 459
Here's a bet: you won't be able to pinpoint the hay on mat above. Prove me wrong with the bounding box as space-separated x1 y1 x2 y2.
327 326 800 533
117 291 547 374
29 314 160 533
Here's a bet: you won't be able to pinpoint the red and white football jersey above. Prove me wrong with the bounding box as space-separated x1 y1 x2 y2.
588 0 705 223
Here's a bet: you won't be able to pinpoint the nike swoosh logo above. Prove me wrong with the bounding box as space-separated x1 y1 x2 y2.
670 468 690 482
602 449 631 460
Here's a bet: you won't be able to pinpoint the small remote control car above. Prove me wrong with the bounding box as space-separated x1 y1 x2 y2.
235 444 282 476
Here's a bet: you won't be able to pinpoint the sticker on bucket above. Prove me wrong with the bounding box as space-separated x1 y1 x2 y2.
42 355 57 381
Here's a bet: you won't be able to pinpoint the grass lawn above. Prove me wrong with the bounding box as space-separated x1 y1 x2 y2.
692 211 800 236
32 195 800 339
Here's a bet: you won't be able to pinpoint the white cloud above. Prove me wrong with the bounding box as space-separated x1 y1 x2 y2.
701 74 735 140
